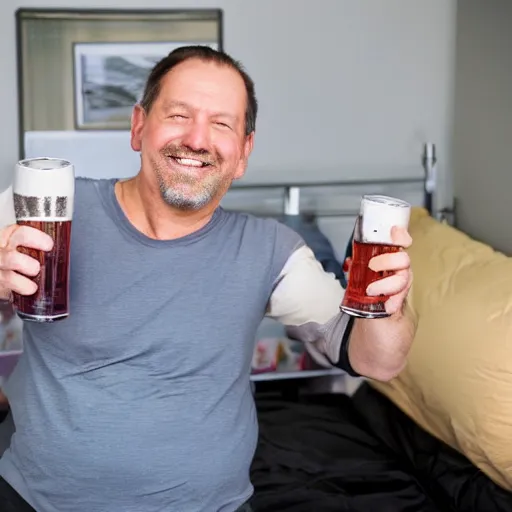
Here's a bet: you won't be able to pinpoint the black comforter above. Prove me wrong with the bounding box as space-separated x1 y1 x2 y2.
250 383 512 512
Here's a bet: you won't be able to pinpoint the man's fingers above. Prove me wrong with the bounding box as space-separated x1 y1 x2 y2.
385 293 404 316
366 269 409 297
7 226 53 252
0 249 40 276
390 226 412 248
369 251 410 273
385 270 413 315
0 269 37 296
0 224 51 298
0 225 19 249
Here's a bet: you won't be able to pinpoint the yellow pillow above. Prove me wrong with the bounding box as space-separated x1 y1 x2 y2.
371 207 512 491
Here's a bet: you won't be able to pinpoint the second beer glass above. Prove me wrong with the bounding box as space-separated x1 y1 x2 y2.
11 157 75 322
341 194 410 319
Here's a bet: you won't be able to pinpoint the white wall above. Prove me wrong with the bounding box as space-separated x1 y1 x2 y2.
0 0 456 208
452 0 512 254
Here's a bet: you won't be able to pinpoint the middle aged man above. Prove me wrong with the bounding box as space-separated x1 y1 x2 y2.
0 46 415 512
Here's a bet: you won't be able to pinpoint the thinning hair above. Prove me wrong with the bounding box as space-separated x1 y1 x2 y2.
140 45 258 135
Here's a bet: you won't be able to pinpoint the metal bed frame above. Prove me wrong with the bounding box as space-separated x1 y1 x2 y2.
226 143 446 222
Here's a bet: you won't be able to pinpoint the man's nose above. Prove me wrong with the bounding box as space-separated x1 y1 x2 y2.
181 120 210 152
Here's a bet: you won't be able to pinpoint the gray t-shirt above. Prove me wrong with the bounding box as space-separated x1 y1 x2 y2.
0 177 350 512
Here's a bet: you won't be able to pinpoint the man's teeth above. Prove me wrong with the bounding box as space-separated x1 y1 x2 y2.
175 157 205 167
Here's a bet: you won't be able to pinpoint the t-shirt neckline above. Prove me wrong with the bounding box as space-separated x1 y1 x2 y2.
97 178 225 248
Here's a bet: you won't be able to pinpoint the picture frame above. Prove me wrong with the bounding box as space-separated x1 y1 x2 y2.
16 7 223 154
73 40 220 130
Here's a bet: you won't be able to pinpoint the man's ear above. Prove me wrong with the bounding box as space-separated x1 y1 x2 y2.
130 104 146 152
234 132 255 180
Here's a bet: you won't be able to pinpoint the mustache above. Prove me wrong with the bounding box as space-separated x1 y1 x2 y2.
161 145 218 166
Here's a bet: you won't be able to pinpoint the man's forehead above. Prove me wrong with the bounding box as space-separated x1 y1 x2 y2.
157 62 246 117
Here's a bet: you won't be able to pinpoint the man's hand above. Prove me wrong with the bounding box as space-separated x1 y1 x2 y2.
0 224 54 300
366 226 413 315
347 226 416 381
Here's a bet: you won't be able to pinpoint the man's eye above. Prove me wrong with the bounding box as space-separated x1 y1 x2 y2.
170 115 187 120
215 122 230 129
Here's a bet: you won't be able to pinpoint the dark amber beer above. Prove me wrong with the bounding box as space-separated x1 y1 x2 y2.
11 158 75 322
341 195 410 318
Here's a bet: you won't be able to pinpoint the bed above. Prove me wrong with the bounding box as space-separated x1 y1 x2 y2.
250 383 512 512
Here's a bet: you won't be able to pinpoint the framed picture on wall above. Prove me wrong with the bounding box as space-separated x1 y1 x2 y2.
16 8 223 158
73 41 219 130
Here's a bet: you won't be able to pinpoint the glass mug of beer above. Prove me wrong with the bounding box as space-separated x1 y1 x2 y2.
340 194 411 319
11 157 75 322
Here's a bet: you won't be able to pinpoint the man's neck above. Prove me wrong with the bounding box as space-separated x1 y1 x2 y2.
115 175 217 240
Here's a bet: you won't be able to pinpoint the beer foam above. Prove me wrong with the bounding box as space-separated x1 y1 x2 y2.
14 158 75 221
359 194 410 245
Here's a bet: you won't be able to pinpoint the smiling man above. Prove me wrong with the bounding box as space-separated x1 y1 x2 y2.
0 46 416 512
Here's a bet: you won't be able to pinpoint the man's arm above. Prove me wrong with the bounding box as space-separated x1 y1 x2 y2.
0 186 16 407
0 185 53 407
347 298 417 381
266 233 416 382
347 226 416 380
